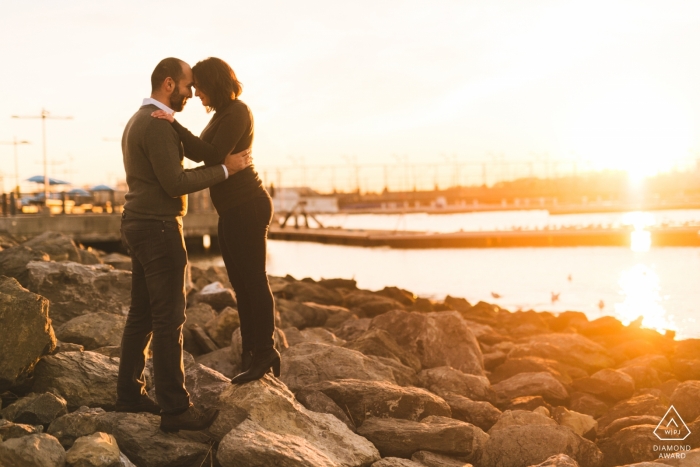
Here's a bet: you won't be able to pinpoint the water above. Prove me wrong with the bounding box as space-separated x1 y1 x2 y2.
193 209 700 339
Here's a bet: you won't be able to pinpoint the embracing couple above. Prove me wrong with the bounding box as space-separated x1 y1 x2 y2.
116 57 278 432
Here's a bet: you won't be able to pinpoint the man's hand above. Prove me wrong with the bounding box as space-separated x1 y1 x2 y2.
225 149 253 174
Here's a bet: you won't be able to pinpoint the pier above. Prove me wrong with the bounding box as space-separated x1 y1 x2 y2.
1 213 699 249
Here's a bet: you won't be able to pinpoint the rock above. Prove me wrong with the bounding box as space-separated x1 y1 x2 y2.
318 278 357 290
91 346 121 358
411 450 472 467
279 342 395 391
618 365 661 390
491 372 569 406
0 419 44 441
619 354 671 373
441 393 501 431
345 328 421 371
342 290 405 318
23 231 81 262
65 432 124 467
32 351 119 411
212 375 380 466
1 392 67 426
26 261 131 326
552 407 597 440
670 380 700 422
444 295 471 312
190 281 236 311
596 416 661 439
672 359 700 381
335 318 372 341
674 339 700 360
77 248 103 265
508 333 614 373
189 323 219 353
182 357 231 411
276 299 347 329
480 425 603 467
100 253 132 271
94 412 211 467
55 341 85 353
306 379 451 426
489 357 574 385
488 410 557 434
323 307 358 329
418 366 492 402
528 454 581 466
371 458 424 467
370 310 484 376
279 280 343 306
0 433 66 466
195 346 237 378
376 286 416 307
203 306 239 347
370 356 419 387
56 312 127 350
190 265 231 290
47 407 107 449
284 327 346 347
572 369 635 402
0 276 56 391
184 302 217 329
569 393 609 419
0 245 50 286
638 448 700 466
596 424 659 467
356 415 487 461
596 394 668 431
295 389 356 431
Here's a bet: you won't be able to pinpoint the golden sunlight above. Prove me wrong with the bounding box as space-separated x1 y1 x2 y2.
622 211 655 252
615 264 676 334
564 85 692 181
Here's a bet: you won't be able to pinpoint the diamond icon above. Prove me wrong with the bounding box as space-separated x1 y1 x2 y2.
654 405 691 441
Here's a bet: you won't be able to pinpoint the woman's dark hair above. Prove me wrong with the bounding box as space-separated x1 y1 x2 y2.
192 57 242 112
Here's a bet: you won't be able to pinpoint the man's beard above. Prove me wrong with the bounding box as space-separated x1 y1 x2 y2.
169 88 188 112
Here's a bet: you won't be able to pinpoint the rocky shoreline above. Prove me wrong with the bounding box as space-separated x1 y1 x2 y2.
1 231 699 467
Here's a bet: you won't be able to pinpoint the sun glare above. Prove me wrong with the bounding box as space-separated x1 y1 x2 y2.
565 86 692 181
615 264 676 335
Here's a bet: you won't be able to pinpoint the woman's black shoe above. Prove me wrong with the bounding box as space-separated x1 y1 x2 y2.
230 348 281 384
241 350 253 372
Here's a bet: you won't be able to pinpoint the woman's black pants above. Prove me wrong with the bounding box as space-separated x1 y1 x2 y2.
218 194 276 354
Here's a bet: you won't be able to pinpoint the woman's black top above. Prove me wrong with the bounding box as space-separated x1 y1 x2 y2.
171 99 265 214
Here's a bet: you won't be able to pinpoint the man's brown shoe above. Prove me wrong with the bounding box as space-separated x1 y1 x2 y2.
115 395 161 415
160 405 219 433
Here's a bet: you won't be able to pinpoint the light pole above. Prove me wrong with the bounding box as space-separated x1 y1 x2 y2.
12 108 73 207
0 137 30 194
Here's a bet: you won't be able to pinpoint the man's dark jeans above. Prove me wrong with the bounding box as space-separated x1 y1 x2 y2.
117 217 190 414
218 194 276 354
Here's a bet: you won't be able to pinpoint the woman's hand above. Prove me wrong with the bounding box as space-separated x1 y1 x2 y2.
224 149 253 174
151 110 174 123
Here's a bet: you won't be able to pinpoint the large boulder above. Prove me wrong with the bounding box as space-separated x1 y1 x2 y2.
356 415 487 462
572 369 635 402
32 351 119 411
101 253 132 271
0 433 67 466
508 333 614 373
306 379 451 426
418 366 493 402
551 407 597 440
370 310 484 376
596 425 660 467
279 342 396 391
488 410 557 434
284 327 346 347
342 290 405 318
204 306 239 347
596 394 668 432
528 454 581 467
56 312 127 350
0 276 56 391
480 425 603 467
26 261 131 326
211 375 381 467
295 389 356 431
0 245 50 286
23 231 81 262
410 450 472 467
279 280 343 306
0 419 44 441
491 372 569 406
670 380 700 423
276 299 349 329
489 357 575 386
0 392 67 426
441 393 502 431
48 407 107 449
195 347 238 378
371 459 424 467
345 328 421 371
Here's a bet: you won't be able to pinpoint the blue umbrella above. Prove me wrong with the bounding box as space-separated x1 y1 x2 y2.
91 184 114 191
67 188 91 196
26 175 70 185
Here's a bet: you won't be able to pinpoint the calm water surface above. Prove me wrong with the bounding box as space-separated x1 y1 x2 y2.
194 209 700 339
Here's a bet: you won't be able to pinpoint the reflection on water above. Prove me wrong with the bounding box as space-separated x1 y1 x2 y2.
623 211 654 252
615 264 675 334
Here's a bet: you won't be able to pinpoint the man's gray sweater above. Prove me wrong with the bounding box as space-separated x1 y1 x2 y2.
122 104 226 223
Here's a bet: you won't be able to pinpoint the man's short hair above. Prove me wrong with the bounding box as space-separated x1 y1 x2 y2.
151 58 186 93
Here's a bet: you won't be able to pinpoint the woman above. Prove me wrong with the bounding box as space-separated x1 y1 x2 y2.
152 57 279 384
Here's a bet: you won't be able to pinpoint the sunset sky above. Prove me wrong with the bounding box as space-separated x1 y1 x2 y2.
1 0 700 188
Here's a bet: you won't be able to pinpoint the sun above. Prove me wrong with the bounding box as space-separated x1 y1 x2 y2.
564 85 693 181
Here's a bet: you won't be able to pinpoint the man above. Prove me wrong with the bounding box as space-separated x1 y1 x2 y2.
116 57 251 432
